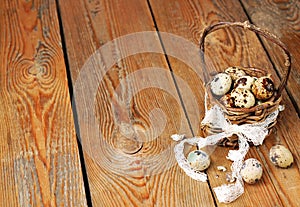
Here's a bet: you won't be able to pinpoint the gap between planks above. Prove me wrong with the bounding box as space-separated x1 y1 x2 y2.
54 0 93 206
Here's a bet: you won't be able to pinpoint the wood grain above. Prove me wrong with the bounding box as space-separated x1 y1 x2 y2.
0 0 87 206
149 0 300 206
57 0 215 206
241 0 300 115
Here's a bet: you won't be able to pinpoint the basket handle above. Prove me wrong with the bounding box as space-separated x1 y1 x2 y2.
199 21 291 100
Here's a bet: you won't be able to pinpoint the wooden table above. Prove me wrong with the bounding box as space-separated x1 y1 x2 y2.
1 0 299 206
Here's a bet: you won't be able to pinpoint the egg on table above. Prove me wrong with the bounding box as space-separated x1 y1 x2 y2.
240 158 263 184
269 145 294 168
187 150 210 171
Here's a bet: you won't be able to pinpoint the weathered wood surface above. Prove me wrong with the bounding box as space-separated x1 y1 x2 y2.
0 0 87 206
57 0 215 206
1 0 300 206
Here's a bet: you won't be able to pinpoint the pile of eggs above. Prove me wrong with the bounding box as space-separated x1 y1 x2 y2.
210 66 275 108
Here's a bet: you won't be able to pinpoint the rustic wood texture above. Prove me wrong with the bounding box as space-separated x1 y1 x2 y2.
241 0 300 115
0 0 87 206
57 0 215 206
2 0 300 206
149 0 300 206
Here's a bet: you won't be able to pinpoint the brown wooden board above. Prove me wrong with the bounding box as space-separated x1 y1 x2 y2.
241 0 300 115
0 0 87 206
57 0 215 206
149 0 300 206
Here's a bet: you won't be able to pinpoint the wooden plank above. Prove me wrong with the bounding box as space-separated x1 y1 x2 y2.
241 0 300 115
0 0 87 206
148 0 300 206
57 0 216 206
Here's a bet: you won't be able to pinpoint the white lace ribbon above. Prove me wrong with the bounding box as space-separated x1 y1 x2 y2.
171 104 283 203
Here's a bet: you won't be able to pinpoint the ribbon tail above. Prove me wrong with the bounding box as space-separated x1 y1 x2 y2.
215 136 249 203
214 178 244 203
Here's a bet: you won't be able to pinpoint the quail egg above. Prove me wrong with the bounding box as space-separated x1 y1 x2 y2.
225 66 247 81
220 93 235 108
269 145 294 168
187 150 210 171
231 88 256 108
210 73 232 96
240 158 263 184
234 76 256 90
252 76 275 100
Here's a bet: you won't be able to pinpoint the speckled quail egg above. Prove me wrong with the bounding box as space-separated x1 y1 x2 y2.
220 94 235 108
210 73 232 96
269 145 294 168
240 158 263 184
252 76 275 100
234 76 256 90
187 150 210 171
225 66 247 81
231 88 255 108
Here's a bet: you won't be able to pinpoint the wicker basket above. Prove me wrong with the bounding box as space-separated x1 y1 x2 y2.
200 21 291 147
